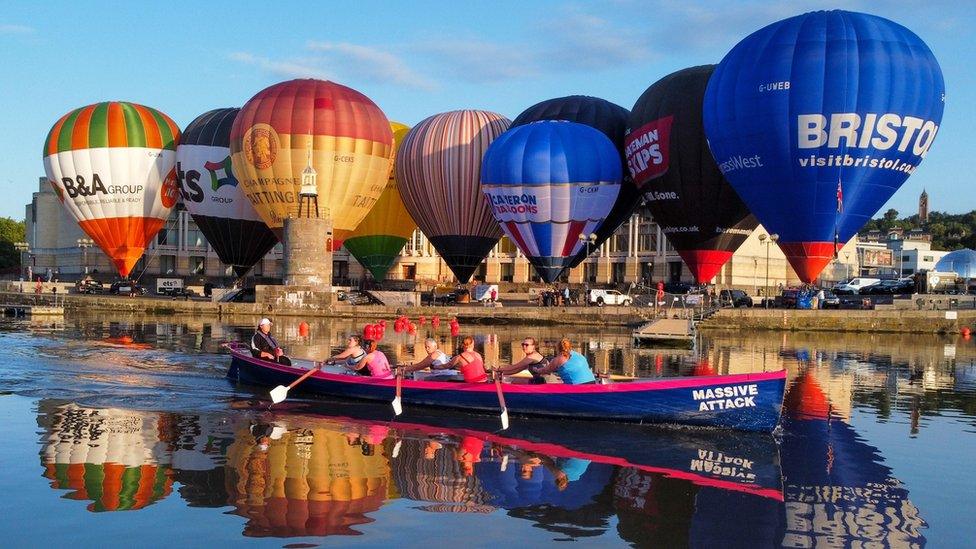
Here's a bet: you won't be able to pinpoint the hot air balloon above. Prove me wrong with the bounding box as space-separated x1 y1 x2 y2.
703 11 944 282
482 121 622 282
511 96 635 268
343 122 416 280
176 108 279 277
396 110 510 282
627 66 758 283
230 79 394 250
43 102 181 277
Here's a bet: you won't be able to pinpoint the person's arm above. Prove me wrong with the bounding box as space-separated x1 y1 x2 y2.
446 352 469 369
532 355 562 376
347 352 372 372
498 353 541 376
329 347 355 363
402 354 433 373
252 334 276 360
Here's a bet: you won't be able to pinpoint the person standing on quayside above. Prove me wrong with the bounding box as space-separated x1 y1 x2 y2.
251 318 291 365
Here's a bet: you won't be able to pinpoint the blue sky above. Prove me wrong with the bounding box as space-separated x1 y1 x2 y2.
1 0 973 221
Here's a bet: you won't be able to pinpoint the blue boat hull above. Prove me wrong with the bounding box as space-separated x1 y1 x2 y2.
227 348 786 432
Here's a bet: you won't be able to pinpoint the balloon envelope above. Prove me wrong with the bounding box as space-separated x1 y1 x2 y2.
511 96 634 269
482 121 622 282
396 110 510 283
703 10 944 282
343 122 416 280
627 66 758 283
43 102 181 277
230 79 394 250
176 108 279 277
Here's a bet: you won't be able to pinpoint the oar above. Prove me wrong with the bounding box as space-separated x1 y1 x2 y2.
494 372 510 430
270 362 321 404
392 366 404 416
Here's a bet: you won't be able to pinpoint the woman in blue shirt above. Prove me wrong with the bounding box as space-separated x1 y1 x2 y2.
531 338 596 385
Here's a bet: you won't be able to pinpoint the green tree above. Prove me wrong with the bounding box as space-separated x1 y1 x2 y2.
0 217 26 269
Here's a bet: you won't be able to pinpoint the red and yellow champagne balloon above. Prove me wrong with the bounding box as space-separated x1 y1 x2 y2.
230 79 394 250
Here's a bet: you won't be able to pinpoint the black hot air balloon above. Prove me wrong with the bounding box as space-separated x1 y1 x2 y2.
626 66 758 283
175 108 279 277
512 96 637 268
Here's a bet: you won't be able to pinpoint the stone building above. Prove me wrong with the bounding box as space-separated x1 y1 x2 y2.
23 176 859 290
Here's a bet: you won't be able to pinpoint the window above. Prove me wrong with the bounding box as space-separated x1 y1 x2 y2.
497 237 517 254
186 229 206 249
252 260 263 277
902 255 910 262
923 255 933 262
157 228 177 246
159 255 176 275
612 262 627 283
401 264 416 280
669 261 683 282
190 256 205 275
500 262 514 282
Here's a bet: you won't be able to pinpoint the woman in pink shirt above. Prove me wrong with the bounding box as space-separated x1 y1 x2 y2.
347 339 394 379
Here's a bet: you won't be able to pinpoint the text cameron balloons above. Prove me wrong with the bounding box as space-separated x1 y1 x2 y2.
511 96 634 268
230 79 394 250
627 66 758 283
396 110 510 283
704 10 945 282
43 102 181 277
482 121 622 283
176 108 279 277
344 122 416 280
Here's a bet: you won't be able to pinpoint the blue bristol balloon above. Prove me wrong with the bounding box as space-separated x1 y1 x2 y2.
481 121 622 283
703 10 944 282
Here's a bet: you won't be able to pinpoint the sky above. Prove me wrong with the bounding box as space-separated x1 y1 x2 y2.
1 0 973 221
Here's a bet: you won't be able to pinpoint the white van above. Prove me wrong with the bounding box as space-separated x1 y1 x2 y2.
832 277 880 295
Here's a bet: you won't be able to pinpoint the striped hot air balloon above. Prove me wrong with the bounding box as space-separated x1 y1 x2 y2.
43 102 181 277
396 110 510 283
482 121 622 283
176 108 279 277
230 79 394 250
343 122 416 280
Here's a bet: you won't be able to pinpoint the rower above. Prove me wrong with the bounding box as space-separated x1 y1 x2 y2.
250 318 291 365
326 335 366 371
529 338 596 385
347 339 394 379
496 337 547 383
445 336 487 382
401 338 455 377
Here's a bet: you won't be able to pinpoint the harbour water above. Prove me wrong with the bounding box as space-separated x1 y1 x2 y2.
1 313 974 547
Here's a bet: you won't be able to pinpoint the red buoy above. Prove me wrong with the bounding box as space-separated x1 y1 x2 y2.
963 326 971 338
299 321 309 337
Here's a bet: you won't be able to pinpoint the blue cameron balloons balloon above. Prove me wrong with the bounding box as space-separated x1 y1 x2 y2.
481 121 622 283
511 96 634 269
703 10 944 282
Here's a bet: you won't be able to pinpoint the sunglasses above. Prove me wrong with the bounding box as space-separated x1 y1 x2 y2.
521 342 534 347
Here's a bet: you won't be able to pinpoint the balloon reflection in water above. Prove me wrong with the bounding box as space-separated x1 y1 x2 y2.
39 403 174 512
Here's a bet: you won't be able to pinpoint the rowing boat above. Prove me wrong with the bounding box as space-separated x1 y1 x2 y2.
225 342 786 432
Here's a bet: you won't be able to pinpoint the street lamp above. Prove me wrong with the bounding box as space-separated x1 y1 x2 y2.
14 241 30 281
844 252 851 281
758 233 779 307
578 232 597 282
77 238 94 275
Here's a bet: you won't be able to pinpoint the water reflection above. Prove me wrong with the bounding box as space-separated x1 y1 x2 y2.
11 313 976 544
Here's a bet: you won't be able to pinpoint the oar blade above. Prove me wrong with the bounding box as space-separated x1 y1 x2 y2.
500 408 509 431
269 385 289 404
392 396 403 416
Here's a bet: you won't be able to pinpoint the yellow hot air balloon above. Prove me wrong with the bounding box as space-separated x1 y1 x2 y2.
343 122 416 280
230 79 394 250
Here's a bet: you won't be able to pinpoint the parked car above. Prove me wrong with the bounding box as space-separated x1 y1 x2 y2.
820 290 841 309
589 289 633 306
833 277 881 295
109 281 148 296
719 289 753 308
862 279 915 295
663 281 694 294
75 279 104 294
779 289 800 308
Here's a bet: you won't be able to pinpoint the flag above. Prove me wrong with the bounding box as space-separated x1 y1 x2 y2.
836 179 844 213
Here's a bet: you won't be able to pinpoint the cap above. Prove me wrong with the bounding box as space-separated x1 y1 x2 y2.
259 318 272 327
